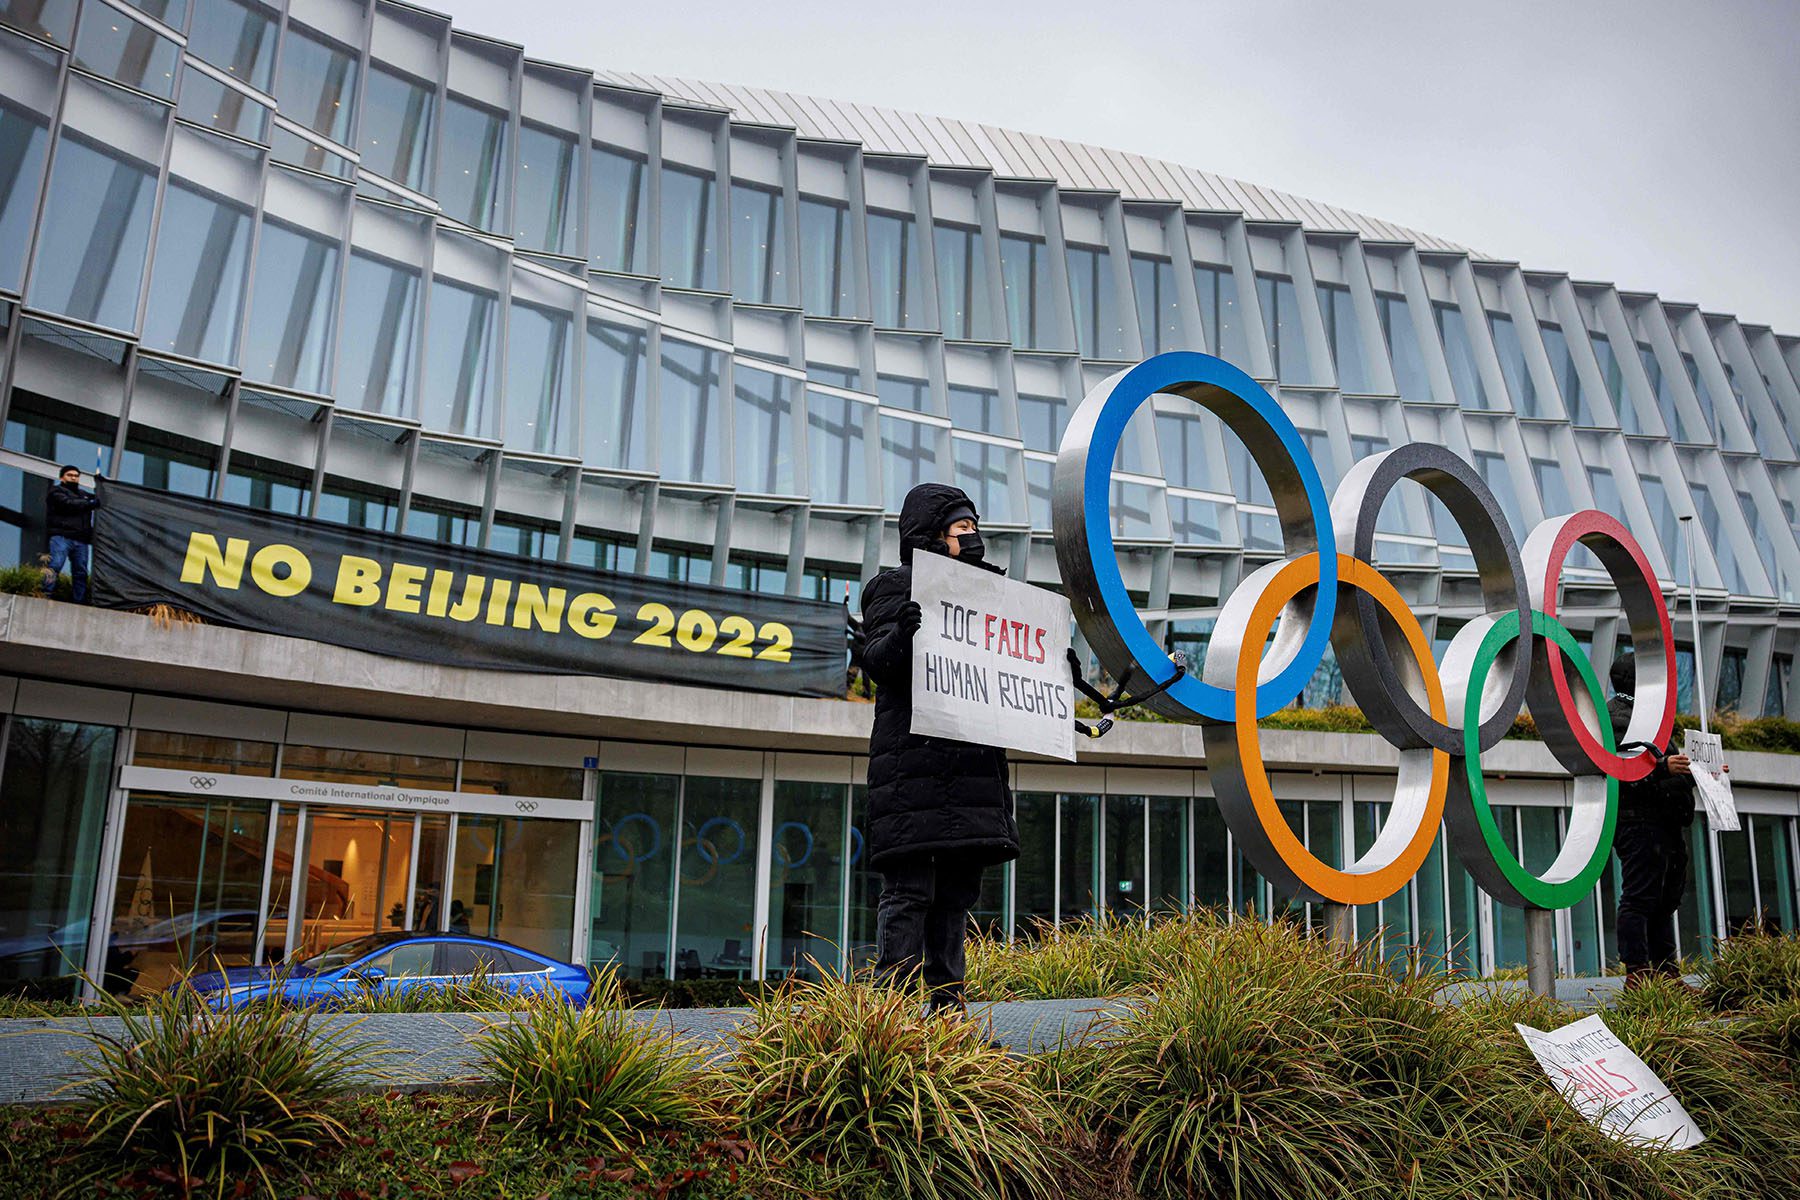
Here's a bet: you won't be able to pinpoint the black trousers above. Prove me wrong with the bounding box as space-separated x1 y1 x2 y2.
1614 821 1690 969
874 851 984 1008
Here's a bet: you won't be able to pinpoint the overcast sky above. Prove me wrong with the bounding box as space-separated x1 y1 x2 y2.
432 0 1799 333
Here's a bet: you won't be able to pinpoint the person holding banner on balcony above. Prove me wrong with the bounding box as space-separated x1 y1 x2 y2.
860 482 1021 1017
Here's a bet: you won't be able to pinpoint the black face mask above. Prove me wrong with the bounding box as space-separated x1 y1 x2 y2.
953 529 986 562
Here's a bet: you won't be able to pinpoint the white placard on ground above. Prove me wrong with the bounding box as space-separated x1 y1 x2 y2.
909 553 1075 761
1515 1015 1705 1151
1681 728 1738 831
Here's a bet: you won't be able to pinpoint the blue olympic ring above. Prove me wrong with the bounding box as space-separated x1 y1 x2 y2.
773 820 814 869
607 812 663 865
849 826 863 865
1072 351 1337 720
693 816 746 866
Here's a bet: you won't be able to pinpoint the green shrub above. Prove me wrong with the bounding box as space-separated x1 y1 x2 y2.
1731 993 1800 1074
0 561 68 599
726 974 1067 1200
1699 929 1800 1010
55 978 381 1196
473 977 719 1148
616 975 781 1008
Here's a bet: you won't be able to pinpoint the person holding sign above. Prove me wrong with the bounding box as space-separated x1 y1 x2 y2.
860 483 1021 1017
1608 652 1718 988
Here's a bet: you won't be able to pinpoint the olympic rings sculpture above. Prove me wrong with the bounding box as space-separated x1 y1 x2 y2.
1053 351 1676 912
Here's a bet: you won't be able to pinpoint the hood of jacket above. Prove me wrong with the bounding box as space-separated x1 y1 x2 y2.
897 483 979 564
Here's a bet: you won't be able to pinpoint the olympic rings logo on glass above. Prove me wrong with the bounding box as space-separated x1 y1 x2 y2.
1052 351 1677 913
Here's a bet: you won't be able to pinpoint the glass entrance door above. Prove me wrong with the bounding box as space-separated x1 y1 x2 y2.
288 808 417 962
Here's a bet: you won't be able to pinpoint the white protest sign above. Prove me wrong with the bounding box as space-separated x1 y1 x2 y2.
1681 728 1737 831
1515 1015 1704 1151
909 553 1075 761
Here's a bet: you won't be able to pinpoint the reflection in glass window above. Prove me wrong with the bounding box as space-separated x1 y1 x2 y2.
121 421 217 497
799 196 857 318
242 219 339 393
1131 254 1183 357
1110 478 1164 539
590 144 649 273
1638 343 1684 440
1156 410 1223 492
1170 495 1226 544
880 415 938 512
933 221 996 340
1692 482 1749 593
593 771 678 978
1638 474 1681 579
357 65 434 191
317 478 398 531
1434 302 1488 409
867 209 924 328
1590 331 1625 422
1 0 76 44
515 123 578 254
273 25 357 144
675 776 761 975
1193 263 1250 368
806 392 870 506
948 383 1004 435
658 339 722 481
733 366 796 494
1257 273 1309 381
1488 312 1537 414
420 279 497 438
187 0 276 90
875 372 929 413
30 132 156 330
661 163 717 290
141 182 253 364
489 516 558 561
177 70 271 142
5 391 116 474
730 181 787 305
1681 352 1719 438
953 436 1014 523
1025 457 1052 529
1540 322 1586 424
0 68 52 292
1531 457 1570 516
805 359 859 391
438 96 509 230
404 499 478 546
1376 291 1430 403
223 449 309 514
1068 244 1129 359
1317 283 1369 392
1018 392 1068 454
1000 231 1063 350
582 317 649 470
73 9 178 97
505 299 574 455
337 251 420 417
1473 450 1524 537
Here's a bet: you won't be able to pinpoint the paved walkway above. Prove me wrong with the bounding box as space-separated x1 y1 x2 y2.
0 976 1643 1108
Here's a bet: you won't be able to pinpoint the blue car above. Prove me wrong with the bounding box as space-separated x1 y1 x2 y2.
184 932 592 1009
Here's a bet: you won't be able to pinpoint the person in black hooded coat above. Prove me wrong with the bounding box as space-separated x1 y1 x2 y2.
860 482 1021 1012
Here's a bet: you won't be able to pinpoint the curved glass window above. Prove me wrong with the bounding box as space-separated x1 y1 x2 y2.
437 96 508 231
242 218 338 393
658 339 722 482
799 196 856 318
141 179 254 364
421 279 498 439
661 163 717 290
358 65 434 191
186 0 276 91
273 25 357 144
806 391 870 506
583 316 650 470
730 180 787 305
30 131 156 331
867 209 924 329
515 122 578 254
733 365 796 495
590 144 648 274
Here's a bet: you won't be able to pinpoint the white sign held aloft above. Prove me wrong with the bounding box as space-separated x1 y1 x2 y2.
909 554 1075 762
1515 1015 1705 1151
1682 728 1738 831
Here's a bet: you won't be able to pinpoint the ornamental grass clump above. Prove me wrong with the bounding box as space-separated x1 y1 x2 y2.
473 975 719 1149
1698 928 1800 1011
725 974 1067 1200
339 961 526 1013
55 975 381 1198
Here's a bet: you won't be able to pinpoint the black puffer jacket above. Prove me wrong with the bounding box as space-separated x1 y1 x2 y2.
1609 694 1696 828
45 481 97 541
860 483 1020 871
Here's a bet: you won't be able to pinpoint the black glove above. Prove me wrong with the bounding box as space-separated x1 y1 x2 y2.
897 600 922 636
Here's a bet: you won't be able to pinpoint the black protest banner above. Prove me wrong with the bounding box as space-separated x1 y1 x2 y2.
90 480 847 698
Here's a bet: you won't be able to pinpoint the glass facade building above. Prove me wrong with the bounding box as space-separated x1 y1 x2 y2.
0 1 1797 997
